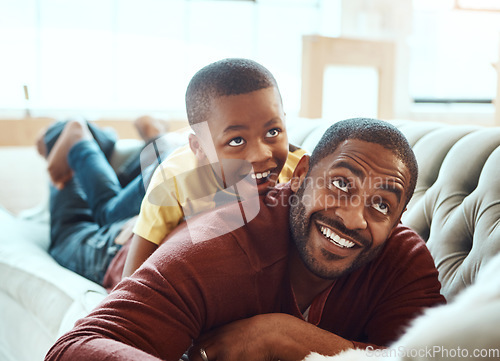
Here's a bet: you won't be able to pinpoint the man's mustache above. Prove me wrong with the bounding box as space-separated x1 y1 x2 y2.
311 212 370 248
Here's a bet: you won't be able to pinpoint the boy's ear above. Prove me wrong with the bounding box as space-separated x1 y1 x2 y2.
188 133 207 162
290 154 310 193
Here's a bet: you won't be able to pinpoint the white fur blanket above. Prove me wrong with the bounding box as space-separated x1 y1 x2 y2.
304 253 500 361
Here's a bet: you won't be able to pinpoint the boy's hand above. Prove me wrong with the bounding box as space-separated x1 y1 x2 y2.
114 216 138 245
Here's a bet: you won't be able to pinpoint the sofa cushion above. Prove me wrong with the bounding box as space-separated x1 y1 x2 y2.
405 126 500 299
0 207 107 361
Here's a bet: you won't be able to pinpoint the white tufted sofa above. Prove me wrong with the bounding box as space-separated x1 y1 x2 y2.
1 117 499 360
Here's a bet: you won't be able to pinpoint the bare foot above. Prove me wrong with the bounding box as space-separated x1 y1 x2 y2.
134 115 169 142
46 120 93 189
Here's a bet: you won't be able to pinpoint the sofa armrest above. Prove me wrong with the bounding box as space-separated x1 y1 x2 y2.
0 207 107 361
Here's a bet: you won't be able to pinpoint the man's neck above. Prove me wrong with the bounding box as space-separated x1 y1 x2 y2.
288 247 335 313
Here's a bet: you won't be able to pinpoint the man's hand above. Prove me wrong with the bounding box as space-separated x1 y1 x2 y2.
188 314 279 361
188 313 354 361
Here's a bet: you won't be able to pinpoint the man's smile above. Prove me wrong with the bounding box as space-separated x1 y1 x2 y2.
319 225 355 249
309 212 372 260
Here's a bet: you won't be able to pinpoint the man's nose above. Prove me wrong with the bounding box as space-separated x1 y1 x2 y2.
334 200 368 230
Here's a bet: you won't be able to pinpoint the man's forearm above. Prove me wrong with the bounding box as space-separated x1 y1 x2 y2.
267 314 355 360
190 313 355 361
45 334 162 361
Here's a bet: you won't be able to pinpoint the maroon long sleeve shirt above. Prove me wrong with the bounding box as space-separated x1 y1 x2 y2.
46 185 445 361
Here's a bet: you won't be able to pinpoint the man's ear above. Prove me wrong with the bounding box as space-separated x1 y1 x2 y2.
397 207 407 224
188 133 207 162
290 154 310 193
389 207 407 236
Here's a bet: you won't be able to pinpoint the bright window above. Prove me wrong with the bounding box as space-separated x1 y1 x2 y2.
410 0 500 102
0 0 340 119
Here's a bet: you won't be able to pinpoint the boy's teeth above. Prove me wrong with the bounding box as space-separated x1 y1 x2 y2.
320 226 355 248
251 171 270 180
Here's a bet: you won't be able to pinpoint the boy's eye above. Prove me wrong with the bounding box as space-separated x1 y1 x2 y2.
372 202 389 215
331 179 349 192
228 137 245 147
265 128 281 138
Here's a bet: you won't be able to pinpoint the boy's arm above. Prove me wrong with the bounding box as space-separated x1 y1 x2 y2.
122 234 158 278
122 148 188 278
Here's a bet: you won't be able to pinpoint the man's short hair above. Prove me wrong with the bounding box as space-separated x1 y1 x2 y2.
309 118 418 207
185 58 280 126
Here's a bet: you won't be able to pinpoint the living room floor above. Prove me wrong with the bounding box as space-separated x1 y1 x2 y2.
0 146 49 215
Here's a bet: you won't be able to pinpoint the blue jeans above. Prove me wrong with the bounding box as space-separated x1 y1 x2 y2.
49 140 149 284
45 121 158 285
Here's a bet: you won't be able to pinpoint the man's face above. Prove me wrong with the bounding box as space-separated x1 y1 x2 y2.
290 139 411 280
195 86 289 196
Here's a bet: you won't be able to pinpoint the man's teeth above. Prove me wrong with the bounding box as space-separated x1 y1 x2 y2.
320 226 355 249
251 171 270 180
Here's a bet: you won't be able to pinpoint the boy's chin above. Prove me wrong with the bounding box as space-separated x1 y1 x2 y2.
256 175 279 195
228 174 269 197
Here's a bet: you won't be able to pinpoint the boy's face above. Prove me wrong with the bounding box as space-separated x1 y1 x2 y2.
193 86 289 196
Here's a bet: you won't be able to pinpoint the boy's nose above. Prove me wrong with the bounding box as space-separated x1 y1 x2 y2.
246 141 273 164
334 202 368 231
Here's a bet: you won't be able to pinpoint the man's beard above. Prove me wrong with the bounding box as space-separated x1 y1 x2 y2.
289 181 384 280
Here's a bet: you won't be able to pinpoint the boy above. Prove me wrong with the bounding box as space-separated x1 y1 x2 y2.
121 58 305 278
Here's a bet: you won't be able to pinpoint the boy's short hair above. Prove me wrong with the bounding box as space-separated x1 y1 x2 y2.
185 58 281 126
309 118 419 208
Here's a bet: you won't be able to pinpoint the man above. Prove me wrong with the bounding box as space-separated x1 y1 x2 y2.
45 118 445 361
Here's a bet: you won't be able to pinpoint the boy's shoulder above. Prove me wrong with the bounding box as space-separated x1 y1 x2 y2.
161 143 195 163
287 144 307 161
288 143 306 155
153 144 199 176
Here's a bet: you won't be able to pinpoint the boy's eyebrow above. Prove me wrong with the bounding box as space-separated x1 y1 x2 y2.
222 117 283 134
264 117 282 127
223 124 249 134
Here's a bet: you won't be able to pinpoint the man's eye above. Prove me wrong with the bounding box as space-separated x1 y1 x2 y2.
372 202 389 215
228 137 245 147
331 179 349 192
265 128 280 138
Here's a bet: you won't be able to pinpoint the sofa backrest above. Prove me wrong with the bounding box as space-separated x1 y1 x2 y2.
286 117 500 301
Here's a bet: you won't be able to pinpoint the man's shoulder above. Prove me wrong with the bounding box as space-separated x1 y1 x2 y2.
371 224 438 281
384 223 428 254
156 185 292 269
168 183 292 240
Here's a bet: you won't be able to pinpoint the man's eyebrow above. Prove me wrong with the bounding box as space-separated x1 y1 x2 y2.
334 161 364 179
334 160 404 202
377 183 403 202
